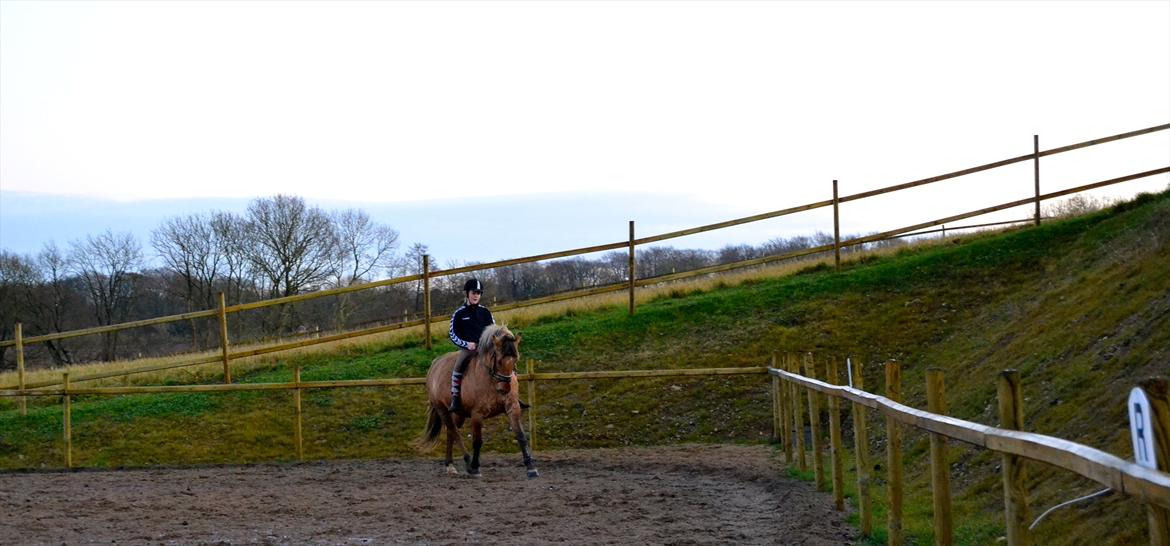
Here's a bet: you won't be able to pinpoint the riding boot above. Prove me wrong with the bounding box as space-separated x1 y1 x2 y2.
449 388 463 413
448 349 473 413
448 371 464 413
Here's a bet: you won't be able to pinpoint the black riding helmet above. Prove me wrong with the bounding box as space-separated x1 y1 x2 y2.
463 278 483 293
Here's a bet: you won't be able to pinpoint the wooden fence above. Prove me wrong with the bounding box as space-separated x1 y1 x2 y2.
770 353 1170 546
2 123 1168 395
2 355 1169 544
0 365 769 467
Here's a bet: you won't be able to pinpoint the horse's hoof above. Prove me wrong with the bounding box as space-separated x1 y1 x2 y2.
526 469 540 479
445 464 460 476
468 470 482 479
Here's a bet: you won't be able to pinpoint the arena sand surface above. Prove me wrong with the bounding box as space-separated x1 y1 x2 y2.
0 444 856 545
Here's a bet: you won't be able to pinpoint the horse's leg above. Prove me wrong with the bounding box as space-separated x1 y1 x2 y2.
449 413 471 467
443 410 459 476
467 417 484 478
508 406 539 478
455 428 471 467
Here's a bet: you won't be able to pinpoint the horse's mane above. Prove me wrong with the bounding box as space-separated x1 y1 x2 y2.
476 324 511 357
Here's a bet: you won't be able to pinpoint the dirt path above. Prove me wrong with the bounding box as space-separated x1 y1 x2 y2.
0 444 856 545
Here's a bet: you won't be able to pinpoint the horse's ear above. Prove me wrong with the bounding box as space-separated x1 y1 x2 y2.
515 333 522 346
493 334 504 348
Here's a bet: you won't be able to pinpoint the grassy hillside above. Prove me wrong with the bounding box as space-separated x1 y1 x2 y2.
2 188 1168 545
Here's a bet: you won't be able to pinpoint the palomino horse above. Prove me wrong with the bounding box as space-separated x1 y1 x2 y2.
414 324 538 479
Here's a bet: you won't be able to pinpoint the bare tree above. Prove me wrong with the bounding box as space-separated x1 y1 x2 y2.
544 258 596 292
332 209 400 287
68 230 144 361
243 195 340 299
330 209 399 327
240 195 340 334
402 243 429 312
498 261 551 301
717 244 758 265
152 213 229 347
210 211 255 305
601 251 628 284
0 250 36 367
152 213 226 307
633 247 716 278
32 243 78 365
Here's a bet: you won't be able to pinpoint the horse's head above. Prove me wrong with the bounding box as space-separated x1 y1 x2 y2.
479 325 522 394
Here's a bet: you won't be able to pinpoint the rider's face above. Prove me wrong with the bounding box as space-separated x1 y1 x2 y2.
468 290 482 305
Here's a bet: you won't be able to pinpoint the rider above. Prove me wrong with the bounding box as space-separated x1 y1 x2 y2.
448 278 494 413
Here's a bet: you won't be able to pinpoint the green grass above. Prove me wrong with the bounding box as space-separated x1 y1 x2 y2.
1 188 1167 545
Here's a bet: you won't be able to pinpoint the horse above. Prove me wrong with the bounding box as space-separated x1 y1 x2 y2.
414 324 538 479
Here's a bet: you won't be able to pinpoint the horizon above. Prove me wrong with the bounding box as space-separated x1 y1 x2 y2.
0 188 855 268
3 161 1168 272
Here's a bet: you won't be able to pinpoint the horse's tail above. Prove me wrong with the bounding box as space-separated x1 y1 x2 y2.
412 404 444 453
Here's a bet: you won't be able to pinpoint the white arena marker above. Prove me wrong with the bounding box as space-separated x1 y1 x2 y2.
1129 387 1157 470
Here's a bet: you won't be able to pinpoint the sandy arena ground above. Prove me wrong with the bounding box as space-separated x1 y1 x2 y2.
0 444 856 545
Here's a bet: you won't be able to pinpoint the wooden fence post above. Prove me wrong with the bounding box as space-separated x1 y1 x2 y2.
806 352 826 490
771 353 782 444
218 292 231 384
773 353 790 464
927 368 954 546
63 372 72 469
628 220 636 316
833 180 841 271
1137 378 1169 546
1033 135 1041 226
16 322 26 416
294 364 303 461
790 353 807 472
527 359 536 452
886 360 904 546
829 356 845 511
851 358 873 537
998 369 1032 546
778 353 791 465
423 255 432 350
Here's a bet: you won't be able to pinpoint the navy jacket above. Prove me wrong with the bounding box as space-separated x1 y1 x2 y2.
449 303 494 350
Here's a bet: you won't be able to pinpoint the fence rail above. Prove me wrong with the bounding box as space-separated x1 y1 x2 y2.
771 367 1170 508
769 357 1170 546
3 123 1168 398
0 366 768 397
838 123 1170 204
0 365 772 479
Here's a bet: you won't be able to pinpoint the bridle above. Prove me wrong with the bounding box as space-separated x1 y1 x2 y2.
482 334 517 384
487 361 515 384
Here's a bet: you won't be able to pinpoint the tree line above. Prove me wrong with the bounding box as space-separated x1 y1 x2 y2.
0 194 911 371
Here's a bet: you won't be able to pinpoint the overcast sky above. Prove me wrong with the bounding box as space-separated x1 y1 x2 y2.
1 1 1168 264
